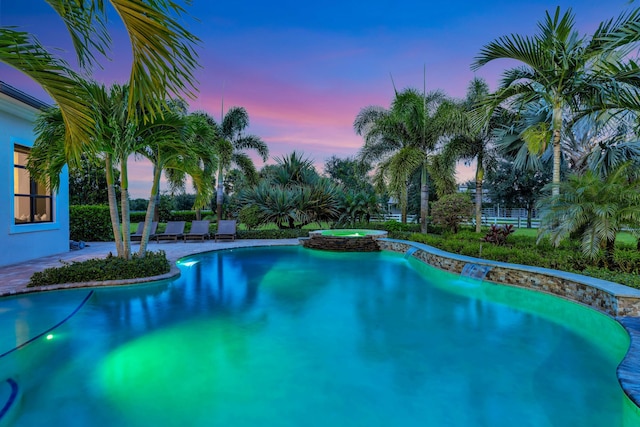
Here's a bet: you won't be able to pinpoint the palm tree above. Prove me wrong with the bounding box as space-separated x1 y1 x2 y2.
135 101 214 255
354 89 455 230
28 82 134 258
443 77 500 232
472 6 640 195
213 107 269 221
537 163 640 264
28 81 206 258
165 111 220 220
1 0 199 155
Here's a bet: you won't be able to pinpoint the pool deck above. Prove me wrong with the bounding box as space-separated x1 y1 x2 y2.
0 239 301 296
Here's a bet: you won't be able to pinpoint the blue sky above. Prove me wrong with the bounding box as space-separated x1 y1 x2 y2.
0 0 632 197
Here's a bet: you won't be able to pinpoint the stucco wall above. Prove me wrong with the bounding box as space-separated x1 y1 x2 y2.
0 92 69 267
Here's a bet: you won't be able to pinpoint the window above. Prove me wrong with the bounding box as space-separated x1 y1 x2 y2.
14 145 52 224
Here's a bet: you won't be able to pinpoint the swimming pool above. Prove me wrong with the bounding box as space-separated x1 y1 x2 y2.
0 246 638 426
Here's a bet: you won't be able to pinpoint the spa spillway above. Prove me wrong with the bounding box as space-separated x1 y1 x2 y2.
301 229 388 252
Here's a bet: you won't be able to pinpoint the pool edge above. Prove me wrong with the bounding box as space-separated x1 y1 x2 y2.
378 238 640 411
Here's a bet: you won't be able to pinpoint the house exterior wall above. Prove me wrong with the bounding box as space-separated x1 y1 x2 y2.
0 86 69 267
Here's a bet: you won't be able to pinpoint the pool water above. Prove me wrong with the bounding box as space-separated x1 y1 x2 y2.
0 246 638 426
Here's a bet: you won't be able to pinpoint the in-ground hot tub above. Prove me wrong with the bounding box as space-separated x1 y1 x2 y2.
301 229 388 251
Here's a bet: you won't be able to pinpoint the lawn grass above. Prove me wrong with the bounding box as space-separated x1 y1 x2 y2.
513 227 637 246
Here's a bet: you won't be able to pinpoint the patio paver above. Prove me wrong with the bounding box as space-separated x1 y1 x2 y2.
0 239 300 296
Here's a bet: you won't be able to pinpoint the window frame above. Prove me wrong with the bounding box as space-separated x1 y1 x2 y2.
10 139 59 234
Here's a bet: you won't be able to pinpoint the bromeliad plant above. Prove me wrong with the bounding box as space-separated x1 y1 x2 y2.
482 224 515 246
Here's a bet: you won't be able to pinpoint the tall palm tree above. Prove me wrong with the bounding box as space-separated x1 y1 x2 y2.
165 111 220 220
136 102 213 255
444 78 500 232
472 6 640 195
28 82 135 258
354 89 455 229
28 81 204 258
213 107 269 221
1 0 199 155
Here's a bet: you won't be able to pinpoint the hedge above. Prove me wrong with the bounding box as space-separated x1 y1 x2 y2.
70 205 113 241
28 251 170 287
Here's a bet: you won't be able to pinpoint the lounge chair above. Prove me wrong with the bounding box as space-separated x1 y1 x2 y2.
184 220 211 242
215 220 237 242
131 221 158 242
154 221 186 242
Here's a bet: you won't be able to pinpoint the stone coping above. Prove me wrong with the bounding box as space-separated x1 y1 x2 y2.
378 238 640 410
379 239 640 315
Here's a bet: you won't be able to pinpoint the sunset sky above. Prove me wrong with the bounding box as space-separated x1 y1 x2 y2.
0 0 631 198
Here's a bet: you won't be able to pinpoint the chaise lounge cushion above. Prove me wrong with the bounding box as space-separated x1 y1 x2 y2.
155 221 186 242
215 220 237 242
184 220 211 241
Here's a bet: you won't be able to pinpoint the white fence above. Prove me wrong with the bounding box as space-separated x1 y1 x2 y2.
478 216 540 228
370 214 418 223
371 213 540 228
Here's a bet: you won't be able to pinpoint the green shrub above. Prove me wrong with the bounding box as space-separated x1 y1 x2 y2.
28 251 170 287
612 250 640 274
130 211 147 223
238 205 261 230
431 194 473 233
70 205 113 241
170 210 215 222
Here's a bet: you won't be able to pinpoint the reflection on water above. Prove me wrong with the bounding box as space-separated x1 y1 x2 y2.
0 246 636 427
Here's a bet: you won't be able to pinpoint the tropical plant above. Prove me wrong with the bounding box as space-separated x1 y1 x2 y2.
135 100 213 255
28 81 207 258
337 190 381 226
482 224 515 246
443 77 500 232
1 0 199 155
199 107 269 221
472 6 640 195
240 152 340 228
354 88 456 230
164 110 219 220
537 163 640 263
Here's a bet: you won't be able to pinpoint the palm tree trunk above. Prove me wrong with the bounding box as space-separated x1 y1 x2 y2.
401 182 408 224
216 166 224 222
420 162 428 233
120 155 132 260
105 154 124 257
475 154 484 233
551 105 563 196
138 164 163 257
605 238 616 267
